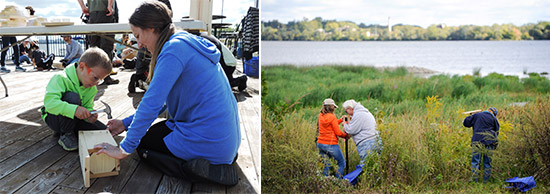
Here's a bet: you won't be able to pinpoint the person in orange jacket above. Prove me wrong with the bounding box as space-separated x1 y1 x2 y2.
316 98 348 178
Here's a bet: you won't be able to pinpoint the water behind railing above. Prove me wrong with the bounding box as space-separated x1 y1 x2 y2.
1 35 87 61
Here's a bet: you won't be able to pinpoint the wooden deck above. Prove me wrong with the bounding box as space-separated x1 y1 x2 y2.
0 61 260 194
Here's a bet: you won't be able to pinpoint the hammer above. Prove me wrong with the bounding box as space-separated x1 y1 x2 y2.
90 100 112 119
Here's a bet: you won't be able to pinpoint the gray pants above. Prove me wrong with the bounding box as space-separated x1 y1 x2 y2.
88 11 114 61
44 92 106 135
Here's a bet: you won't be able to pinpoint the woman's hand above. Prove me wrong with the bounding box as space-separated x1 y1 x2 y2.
94 142 129 159
107 119 125 136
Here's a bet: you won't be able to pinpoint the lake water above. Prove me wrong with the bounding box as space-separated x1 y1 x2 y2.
261 41 550 77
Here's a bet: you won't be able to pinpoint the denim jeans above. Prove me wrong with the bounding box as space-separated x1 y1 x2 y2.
18 55 31 64
317 143 346 178
471 143 496 182
357 137 383 164
67 58 80 66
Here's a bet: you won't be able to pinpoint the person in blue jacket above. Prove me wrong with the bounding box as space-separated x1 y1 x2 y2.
463 107 499 183
94 1 240 186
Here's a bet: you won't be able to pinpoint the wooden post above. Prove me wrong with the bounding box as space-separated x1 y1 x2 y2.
190 0 213 35
79 130 120 187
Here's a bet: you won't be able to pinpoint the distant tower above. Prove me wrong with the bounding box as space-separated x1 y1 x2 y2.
388 17 392 32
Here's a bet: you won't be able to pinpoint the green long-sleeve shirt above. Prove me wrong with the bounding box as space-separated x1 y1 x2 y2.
41 64 96 121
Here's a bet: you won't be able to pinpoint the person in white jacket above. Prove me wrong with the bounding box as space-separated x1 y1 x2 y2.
342 99 382 164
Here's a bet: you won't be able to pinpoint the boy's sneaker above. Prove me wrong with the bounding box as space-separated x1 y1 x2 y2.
58 133 78 151
0 67 10 73
185 158 239 186
15 66 26 72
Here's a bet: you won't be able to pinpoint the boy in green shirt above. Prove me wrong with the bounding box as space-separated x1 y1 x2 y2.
42 47 112 151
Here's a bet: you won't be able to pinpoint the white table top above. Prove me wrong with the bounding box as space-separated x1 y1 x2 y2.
0 20 205 36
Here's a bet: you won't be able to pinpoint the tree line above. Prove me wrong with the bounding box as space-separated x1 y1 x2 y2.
262 17 550 41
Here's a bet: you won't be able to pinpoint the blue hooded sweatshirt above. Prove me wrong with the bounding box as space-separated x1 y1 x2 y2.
463 111 499 145
120 31 241 165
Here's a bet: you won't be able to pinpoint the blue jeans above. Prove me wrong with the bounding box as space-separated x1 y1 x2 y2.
67 57 80 65
471 143 496 182
357 137 383 164
317 143 346 178
18 55 31 64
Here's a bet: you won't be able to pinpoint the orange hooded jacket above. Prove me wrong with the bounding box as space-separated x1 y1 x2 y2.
317 112 347 145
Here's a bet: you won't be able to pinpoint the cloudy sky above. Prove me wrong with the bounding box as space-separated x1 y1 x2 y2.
262 0 550 28
1 0 256 27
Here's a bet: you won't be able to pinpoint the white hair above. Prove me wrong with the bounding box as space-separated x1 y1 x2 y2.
342 99 357 110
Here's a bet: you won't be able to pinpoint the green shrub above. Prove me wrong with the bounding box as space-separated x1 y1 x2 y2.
452 81 476 98
538 79 550 93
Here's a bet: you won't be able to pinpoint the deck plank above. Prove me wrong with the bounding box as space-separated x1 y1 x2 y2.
50 167 88 193
0 145 68 193
156 175 192 194
0 133 57 179
239 95 261 177
0 126 53 164
14 152 80 194
119 161 163 193
227 116 260 193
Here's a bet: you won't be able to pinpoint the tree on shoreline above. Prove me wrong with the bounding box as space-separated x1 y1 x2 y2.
262 18 550 41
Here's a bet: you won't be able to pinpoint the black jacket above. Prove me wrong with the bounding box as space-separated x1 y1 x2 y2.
463 111 500 145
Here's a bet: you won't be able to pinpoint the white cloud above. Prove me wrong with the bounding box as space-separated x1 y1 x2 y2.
262 0 550 27
2 0 255 27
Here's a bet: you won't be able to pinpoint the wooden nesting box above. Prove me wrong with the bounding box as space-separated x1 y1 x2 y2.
79 130 120 187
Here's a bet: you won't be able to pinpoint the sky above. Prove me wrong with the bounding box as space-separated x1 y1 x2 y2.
261 0 550 28
1 0 257 27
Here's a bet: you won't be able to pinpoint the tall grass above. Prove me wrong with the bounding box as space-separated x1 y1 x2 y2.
262 65 550 193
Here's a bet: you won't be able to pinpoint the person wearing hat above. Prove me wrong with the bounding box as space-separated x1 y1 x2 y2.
114 34 129 57
341 99 382 164
17 39 33 65
463 107 499 183
61 35 84 67
316 98 347 178
120 37 138 60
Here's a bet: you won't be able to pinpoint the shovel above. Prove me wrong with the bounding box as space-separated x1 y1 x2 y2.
345 137 349 174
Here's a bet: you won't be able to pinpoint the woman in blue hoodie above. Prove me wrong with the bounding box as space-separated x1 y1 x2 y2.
94 1 240 186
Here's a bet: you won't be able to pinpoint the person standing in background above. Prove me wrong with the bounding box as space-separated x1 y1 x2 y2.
1 36 26 72
77 0 119 85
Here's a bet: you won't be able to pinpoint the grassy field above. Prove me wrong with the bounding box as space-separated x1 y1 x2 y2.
261 65 550 193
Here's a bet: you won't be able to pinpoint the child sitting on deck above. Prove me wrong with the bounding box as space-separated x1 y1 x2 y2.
30 44 56 71
41 47 112 151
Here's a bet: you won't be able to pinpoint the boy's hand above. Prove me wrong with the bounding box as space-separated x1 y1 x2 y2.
75 106 91 120
107 119 125 136
88 113 98 123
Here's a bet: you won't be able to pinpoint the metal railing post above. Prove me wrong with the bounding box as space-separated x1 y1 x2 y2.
45 36 50 54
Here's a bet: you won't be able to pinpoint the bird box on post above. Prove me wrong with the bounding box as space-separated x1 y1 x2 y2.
78 130 120 187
